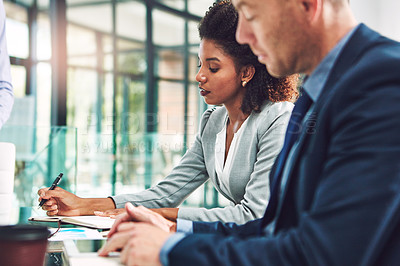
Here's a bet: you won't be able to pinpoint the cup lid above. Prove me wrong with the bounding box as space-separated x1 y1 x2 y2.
0 225 50 241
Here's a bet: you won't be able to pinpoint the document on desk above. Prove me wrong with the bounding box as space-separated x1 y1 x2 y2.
48 227 104 241
28 215 116 229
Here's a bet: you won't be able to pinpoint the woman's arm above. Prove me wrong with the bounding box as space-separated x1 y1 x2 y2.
177 103 293 224
111 109 216 209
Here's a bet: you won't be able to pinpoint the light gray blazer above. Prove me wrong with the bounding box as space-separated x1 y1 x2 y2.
111 101 293 224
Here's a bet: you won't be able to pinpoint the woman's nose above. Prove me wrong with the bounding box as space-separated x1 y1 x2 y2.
195 69 206 83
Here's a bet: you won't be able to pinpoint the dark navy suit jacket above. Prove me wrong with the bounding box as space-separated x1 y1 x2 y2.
168 24 400 266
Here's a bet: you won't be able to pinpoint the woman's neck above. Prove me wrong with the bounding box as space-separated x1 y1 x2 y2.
225 105 249 133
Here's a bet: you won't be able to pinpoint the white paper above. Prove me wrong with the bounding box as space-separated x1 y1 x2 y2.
29 215 116 229
48 227 104 241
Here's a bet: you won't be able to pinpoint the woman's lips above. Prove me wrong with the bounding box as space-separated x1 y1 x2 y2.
200 88 211 96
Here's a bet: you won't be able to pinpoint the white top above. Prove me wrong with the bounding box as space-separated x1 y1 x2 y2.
215 115 251 196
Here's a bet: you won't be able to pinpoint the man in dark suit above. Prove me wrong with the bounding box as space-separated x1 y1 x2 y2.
99 0 400 265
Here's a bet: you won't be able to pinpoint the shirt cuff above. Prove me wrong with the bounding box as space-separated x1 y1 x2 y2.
176 218 193 233
159 232 187 266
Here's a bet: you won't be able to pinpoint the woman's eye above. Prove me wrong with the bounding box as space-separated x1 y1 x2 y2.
209 67 219 73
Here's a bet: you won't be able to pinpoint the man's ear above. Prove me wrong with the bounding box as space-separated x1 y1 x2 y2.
241 65 255 83
299 0 322 24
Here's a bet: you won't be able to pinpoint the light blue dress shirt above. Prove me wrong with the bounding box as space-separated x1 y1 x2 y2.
159 219 193 266
159 25 361 266
0 1 14 129
302 25 359 101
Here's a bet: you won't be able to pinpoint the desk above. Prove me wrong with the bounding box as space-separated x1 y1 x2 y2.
25 220 120 266
15 208 120 266
45 239 122 266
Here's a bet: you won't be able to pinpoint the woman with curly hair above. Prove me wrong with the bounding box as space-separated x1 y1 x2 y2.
38 1 298 224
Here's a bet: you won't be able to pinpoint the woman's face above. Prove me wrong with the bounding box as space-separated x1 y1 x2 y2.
196 39 245 107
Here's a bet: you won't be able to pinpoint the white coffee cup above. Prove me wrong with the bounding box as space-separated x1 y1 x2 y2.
0 194 13 225
0 142 15 171
0 143 15 196
0 170 14 194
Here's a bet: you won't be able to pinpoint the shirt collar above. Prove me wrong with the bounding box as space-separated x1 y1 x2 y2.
302 24 360 102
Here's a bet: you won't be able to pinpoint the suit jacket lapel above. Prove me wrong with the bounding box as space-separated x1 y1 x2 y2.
272 24 380 229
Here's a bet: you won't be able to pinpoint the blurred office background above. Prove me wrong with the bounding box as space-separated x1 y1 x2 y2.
1 0 399 215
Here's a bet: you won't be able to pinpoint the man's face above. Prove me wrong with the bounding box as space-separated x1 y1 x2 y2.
233 0 313 77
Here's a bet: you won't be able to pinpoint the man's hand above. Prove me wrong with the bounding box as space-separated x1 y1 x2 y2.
108 203 177 238
99 222 172 266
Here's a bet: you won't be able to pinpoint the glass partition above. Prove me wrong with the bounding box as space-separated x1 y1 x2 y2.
0 126 78 222
3 0 223 223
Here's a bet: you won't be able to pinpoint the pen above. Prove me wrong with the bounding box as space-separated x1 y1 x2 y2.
38 173 63 209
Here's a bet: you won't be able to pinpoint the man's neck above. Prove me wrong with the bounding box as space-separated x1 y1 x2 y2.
306 5 358 75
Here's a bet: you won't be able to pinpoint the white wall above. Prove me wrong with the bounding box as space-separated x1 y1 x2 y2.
350 0 400 41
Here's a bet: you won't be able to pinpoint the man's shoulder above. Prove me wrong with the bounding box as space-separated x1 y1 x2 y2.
329 25 400 99
349 24 400 72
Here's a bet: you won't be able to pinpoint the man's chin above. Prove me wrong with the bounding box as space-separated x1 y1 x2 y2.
265 64 295 78
265 66 284 78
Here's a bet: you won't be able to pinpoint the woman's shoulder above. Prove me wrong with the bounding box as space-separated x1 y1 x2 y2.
257 101 294 117
200 105 226 122
198 106 226 134
250 101 293 133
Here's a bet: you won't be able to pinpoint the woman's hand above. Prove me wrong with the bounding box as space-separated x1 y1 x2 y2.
37 187 84 216
94 208 126 218
37 187 116 216
150 208 179 222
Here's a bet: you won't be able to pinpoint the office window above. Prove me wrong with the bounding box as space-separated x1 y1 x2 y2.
4 2 29 59
3 0 216 206
157 80 185 178
37 13 51 61
67 3 112 33
118 41 146 75
153 9 185 46
36 62 52 127
67 69 97 130
68 25 97 68
157 49 184 80
187 83 201 145
155 0 185 11
117 1 146 42
189 0 213 17
10 65 26 97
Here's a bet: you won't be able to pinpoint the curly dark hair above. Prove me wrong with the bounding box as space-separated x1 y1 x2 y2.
198 1 299 114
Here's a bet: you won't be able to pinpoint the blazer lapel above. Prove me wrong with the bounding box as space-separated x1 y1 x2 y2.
272 24 380 228
203 108 233 200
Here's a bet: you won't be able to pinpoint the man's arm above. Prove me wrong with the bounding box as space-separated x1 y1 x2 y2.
166 53 400 266
192 218 263 238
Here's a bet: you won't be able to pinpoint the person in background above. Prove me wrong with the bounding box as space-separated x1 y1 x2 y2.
38 1 298 225
98 0 400 265
0 1 14 129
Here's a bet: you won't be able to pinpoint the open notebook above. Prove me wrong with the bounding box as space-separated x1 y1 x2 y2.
28 215 116 230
